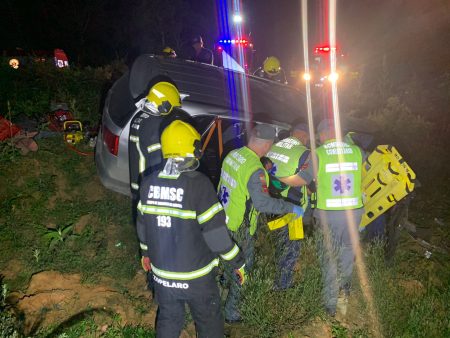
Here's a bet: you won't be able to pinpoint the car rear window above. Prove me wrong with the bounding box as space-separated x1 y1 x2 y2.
107 72 136 128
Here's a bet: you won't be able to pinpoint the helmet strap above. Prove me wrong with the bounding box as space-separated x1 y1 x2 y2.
162 157 199 176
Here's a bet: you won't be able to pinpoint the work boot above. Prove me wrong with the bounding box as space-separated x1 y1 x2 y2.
336 290 349 317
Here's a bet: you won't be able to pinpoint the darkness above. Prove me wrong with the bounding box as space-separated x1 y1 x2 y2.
2 0 449 71
1 0 449 124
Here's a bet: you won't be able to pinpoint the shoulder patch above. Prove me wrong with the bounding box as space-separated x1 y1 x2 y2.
259 173 268 193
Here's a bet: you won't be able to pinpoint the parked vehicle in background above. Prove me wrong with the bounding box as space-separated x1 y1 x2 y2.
95 54 306 196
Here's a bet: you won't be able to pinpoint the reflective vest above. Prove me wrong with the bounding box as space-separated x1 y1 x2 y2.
218 146 269 235
316 139 363 210
267 137 309 208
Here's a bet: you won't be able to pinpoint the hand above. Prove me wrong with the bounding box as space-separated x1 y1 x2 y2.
292 205 304 220
141 256 151 272
235 264 246 286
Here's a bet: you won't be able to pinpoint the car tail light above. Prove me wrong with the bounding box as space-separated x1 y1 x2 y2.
103 126 119 156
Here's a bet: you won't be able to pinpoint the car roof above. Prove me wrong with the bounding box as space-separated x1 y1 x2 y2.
129 55 306 126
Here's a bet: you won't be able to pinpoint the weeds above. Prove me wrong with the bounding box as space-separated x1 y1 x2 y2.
33 248 41 263
239 235 323 337
43 224 77 249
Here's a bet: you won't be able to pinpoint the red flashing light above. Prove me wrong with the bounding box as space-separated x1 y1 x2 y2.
218 38 249 46
314 45 338 54
103 126 119 156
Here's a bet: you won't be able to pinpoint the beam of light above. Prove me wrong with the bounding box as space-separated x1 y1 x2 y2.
216 0 253 142
301 0 318 178
232 0 252 134
328 1 381 336
233 13 243 23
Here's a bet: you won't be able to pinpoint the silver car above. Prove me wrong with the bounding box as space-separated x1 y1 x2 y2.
95 55 306 196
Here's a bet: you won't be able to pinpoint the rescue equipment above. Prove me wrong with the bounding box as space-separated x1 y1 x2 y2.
360 145 416 228
267 213 304 240
63 120 84 144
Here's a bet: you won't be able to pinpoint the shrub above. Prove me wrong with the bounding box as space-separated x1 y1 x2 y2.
0 58 127 124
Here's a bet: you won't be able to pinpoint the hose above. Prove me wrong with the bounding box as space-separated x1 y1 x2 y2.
65 142 94 156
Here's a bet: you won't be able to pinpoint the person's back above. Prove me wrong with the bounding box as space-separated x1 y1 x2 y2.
139 170 224 277
313 119 364 318
137 120 245 337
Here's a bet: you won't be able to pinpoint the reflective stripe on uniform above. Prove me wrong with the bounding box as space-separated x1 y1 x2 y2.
158 172 180 179
197 202 223 224
130 135 139 142
325 198 359 208
325 162 358 173
140 242 148 251
131 183 139 190
220 244 239 261
131 139 146 174
147 143 161 153
151 258 220 280
138 204 196 219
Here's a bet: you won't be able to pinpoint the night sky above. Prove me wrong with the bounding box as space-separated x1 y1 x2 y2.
2 0 449 83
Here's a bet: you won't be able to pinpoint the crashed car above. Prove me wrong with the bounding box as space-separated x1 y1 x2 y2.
95 55 307 196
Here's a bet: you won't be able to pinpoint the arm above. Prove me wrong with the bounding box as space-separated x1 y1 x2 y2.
136 202 149 257
247 169 296 214
196 180 244 269
278 152 314 187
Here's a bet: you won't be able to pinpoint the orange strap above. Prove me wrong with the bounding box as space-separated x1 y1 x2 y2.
201 117 224 159
202 120 217 153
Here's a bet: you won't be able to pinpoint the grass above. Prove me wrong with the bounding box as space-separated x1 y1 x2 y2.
1 137 450 337
362 243 450 338
36 313 156 338
238 232 323 337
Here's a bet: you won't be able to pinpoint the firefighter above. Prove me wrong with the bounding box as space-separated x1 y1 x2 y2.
253 56 288 84
313 119 364 317
162 46 177 58
137 120 246 337
265 123 313 290
218 124 304 322
129 81 194 292
129 81 182 203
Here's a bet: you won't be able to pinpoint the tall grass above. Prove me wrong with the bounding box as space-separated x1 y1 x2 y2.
240 233 323 337
364 242 450 338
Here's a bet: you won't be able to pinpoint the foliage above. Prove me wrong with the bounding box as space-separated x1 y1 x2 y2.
42 224 77 249
363 242 450 338
0 276 21 338
0 59 126 125
239 234 323 337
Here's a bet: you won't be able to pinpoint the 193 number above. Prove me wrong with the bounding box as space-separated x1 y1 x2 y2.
157 215 172 228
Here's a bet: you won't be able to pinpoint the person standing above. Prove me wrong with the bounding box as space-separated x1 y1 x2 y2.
218 124 304 322
181 35 214 65
137 120 246 337
265 123 313 290
314 119 364 317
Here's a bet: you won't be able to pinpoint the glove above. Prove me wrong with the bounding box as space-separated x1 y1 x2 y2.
235 264 246 286
141 256 151 272
292 205 304 220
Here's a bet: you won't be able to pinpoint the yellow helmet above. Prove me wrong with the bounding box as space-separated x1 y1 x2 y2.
161 120 201 159
146 82 181 115
162 46 176 57
263 56 281 76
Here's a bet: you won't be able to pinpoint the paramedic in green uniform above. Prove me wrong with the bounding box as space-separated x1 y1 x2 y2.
313 119 364 317
218 124 304 322
266 123 313 290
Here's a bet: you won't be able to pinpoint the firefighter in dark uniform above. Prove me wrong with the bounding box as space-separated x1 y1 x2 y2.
129 81 194 292
129 81 182 205
137 120 246 337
